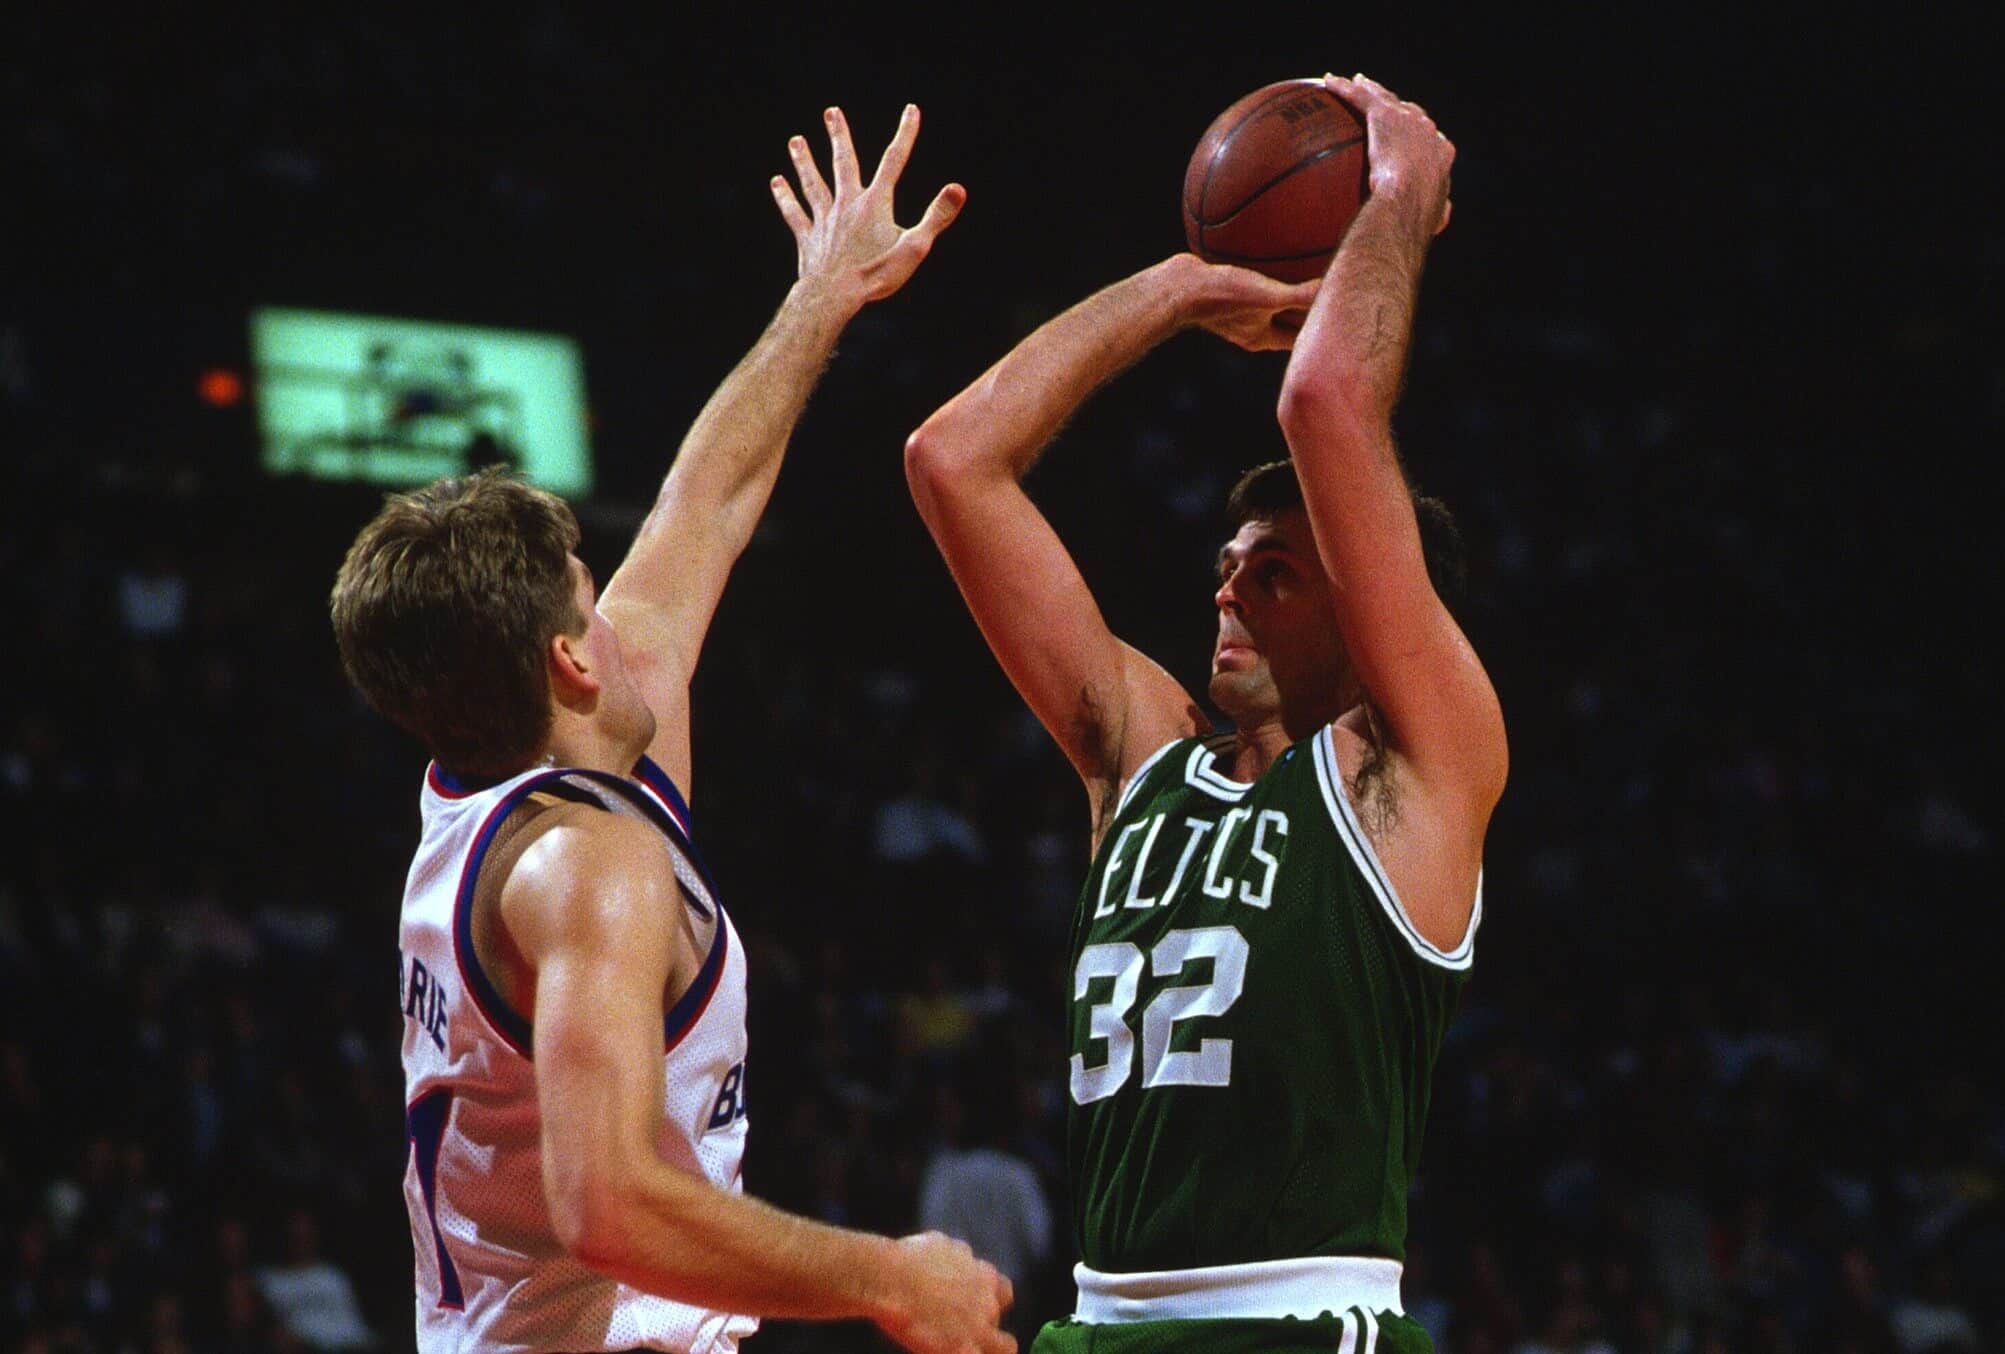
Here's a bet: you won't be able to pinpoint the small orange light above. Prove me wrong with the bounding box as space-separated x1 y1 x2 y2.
198 368 245 408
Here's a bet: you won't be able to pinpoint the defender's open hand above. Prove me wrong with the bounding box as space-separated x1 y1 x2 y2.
773 104 967 310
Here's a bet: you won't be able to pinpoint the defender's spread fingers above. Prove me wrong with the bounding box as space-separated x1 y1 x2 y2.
770 175 811 236
873 103 921 187
788 135 830 211
825 106 862 194
903 183 966 250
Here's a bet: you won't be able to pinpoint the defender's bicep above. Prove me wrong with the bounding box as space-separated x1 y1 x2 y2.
504 821 680 1167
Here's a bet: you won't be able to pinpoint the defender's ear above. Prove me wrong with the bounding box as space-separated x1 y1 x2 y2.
549 630 601 702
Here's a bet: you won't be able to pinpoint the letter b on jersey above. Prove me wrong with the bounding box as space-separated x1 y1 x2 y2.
708 1061 747 1130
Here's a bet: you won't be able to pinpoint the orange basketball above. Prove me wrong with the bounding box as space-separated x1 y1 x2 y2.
1183 79 1368 283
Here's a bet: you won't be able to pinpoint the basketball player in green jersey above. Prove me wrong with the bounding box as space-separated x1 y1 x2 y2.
904 74 1503 1352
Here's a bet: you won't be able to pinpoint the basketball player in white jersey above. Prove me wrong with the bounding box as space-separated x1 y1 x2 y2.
331 105 1014 1354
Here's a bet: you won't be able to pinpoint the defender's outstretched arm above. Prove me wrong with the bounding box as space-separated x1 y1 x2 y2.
601 105 965 793
1276 75 1506 919
906 255 1315 836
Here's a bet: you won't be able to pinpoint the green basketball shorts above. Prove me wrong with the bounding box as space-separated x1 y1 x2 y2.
1032 1308 1432 1353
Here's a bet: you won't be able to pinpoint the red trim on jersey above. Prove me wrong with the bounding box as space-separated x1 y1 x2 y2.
636 775 692 837
427 762 481 800
631 757 695 838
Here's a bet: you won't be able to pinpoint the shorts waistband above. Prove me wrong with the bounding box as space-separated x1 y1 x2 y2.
1073 1255 1404 1322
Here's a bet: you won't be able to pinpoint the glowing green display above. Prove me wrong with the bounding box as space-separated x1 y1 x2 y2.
252 307 591 496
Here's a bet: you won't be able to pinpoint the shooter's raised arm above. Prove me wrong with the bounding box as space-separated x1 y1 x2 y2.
1276 75 1505 928
905 256 1315 835
601 104 965 792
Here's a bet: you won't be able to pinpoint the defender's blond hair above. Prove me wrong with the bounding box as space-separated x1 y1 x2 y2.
331 469 583 778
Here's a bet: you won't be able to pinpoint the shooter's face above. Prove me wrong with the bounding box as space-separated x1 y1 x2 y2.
1207 510 1350 725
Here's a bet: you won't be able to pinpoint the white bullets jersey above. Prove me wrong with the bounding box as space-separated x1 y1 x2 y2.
397 756 756 1354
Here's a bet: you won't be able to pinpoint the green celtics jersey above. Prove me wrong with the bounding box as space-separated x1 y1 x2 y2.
1067 729 1478 1272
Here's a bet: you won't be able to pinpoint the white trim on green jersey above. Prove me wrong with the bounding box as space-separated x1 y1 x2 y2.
1115 738 1184 818
1311 726 1482 971
1345 1306 1383 1354
1072 1254 1405 1323
1185 735 1254 802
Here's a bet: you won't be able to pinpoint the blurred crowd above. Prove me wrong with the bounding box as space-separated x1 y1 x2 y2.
5 351 1997 1353
4 9 1999 1354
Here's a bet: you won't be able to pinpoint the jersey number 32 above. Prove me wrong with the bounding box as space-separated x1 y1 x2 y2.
1070 925 1249 1104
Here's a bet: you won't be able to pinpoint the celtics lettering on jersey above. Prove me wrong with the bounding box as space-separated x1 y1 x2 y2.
1066 731 1480 1274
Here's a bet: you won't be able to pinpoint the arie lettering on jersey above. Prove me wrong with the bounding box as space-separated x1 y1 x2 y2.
397 946 750 1133
400 950 450 1052
1092 808 1291 919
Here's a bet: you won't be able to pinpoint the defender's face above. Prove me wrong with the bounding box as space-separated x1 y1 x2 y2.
1208 511 1348 722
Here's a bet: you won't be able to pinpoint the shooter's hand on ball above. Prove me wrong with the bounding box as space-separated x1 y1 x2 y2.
772 103 967 313
1171 253 1323 352
1324 73 1454 237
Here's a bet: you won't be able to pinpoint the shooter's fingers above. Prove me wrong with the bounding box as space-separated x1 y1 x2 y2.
1323 72 1372 108
1275 277 1322 309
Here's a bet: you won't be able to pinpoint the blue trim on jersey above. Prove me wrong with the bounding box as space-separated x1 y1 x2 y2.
556 769 728 1046
560 767 720 920
450 765 729 1058
450 779 556 1057
406 1088 466 1310
663 912 729 1051
526 778 713 925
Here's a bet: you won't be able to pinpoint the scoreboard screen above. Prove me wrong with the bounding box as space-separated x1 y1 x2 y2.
251 308 592 497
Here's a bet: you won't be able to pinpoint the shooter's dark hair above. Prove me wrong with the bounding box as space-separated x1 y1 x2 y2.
1225 459 1468 611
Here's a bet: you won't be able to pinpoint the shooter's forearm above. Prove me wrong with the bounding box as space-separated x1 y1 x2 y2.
910 256 1202 484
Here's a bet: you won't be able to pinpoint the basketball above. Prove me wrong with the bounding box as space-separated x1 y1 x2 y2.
1183 78 1368 282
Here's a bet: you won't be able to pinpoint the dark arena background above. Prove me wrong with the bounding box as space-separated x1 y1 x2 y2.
3 10 1997 1354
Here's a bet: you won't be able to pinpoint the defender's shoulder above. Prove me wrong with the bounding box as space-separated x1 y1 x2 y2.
500 802 673 921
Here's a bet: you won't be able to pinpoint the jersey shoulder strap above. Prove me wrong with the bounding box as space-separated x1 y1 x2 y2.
1114 737 1201 819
